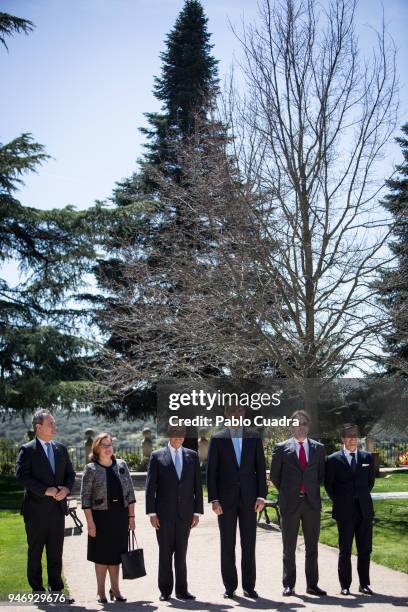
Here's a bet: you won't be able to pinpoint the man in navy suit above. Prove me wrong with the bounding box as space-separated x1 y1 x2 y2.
145 426 203 601
207 404 267 599
16 410 75 597
325 424 376 595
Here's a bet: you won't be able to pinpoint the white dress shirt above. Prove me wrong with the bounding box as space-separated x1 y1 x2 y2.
37 436 52 453
168 442 183 471
36 437 58 493
343 446 358 465
37 437 56 468
293 437 309 461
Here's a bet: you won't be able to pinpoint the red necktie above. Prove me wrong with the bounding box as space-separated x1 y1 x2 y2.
299 441 307 493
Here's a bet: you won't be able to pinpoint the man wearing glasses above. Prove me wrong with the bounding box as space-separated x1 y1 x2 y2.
270 410 326 597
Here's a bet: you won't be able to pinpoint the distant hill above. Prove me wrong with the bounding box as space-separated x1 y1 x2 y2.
1 409 156 449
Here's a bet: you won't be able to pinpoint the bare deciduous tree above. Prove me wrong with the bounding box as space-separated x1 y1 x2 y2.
215 0 398 378
94 0 398 399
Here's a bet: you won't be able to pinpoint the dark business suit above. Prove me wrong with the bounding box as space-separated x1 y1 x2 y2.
207 429 267 593
145 446 203 597
16 438 75 592
270 437 325 589
325 449 375 589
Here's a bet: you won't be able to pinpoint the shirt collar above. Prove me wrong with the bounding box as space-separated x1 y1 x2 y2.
37 437 52 449
168 442 182 455
343 445 358 457
228 427 243 437
294 437 308 447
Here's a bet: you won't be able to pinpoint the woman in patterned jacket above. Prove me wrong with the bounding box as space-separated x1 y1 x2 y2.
81 432 136 603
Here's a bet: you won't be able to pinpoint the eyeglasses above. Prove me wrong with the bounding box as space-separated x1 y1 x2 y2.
100 443 113 448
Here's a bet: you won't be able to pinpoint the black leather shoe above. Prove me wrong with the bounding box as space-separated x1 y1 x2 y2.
359 585 373 595
243 590 258 599
160 594 170 601
176 592 196 600
97 595 107 603
306 585 327 596
223 591 235 599
341 588 350 596
283 587 295 596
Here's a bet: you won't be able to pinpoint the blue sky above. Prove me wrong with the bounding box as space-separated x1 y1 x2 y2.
1 0 407 212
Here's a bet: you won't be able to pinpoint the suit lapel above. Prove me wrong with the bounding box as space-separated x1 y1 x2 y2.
308 440 315 464
36 438 55 479
227 429 240 469
180 447 189 480
339 449 350 468
164 446 179 480
289 438 301 470
241 432 247 467
51 442 60 478
355 450 363 472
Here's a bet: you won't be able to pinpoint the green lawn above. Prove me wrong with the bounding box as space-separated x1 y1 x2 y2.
319 499 408 573
0 480 68 598
0 510 45 597
371 471 408 493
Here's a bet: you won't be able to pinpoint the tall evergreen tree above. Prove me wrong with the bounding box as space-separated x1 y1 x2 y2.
139 0 219 189
89 0 226 420
377 124 408 376
0 13 96 418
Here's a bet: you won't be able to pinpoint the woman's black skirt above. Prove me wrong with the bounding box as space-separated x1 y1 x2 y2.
87 503 128 565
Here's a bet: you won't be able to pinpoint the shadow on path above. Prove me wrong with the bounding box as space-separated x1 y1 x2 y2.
295 592 408 608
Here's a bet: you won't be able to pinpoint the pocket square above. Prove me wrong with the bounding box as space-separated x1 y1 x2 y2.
362 463 370 467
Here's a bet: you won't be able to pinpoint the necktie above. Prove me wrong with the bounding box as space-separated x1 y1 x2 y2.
299 441 307 493
46 442 55 474
174 449 182 479
232 434 241 466
350 452 356 473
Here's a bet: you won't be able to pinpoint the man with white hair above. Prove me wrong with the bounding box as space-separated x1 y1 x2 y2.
16 409 75 601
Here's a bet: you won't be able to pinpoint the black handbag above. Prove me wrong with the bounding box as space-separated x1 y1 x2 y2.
121 530 146 580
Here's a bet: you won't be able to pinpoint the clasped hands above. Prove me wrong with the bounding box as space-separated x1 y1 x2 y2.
211 499 265 515
45 486 70 501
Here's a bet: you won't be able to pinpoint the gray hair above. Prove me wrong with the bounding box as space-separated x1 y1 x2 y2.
32 409 52 434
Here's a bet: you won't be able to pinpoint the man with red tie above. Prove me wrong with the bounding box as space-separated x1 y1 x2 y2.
270 410 326 597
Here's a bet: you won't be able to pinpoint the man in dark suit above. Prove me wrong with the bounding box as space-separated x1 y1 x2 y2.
16 409 75 598
325 424 376 596
270 410 326 597
207 404 267 599
145 426 203 601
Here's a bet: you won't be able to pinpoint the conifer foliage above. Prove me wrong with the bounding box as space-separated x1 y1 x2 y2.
377 124 408 376
0 13 95 417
